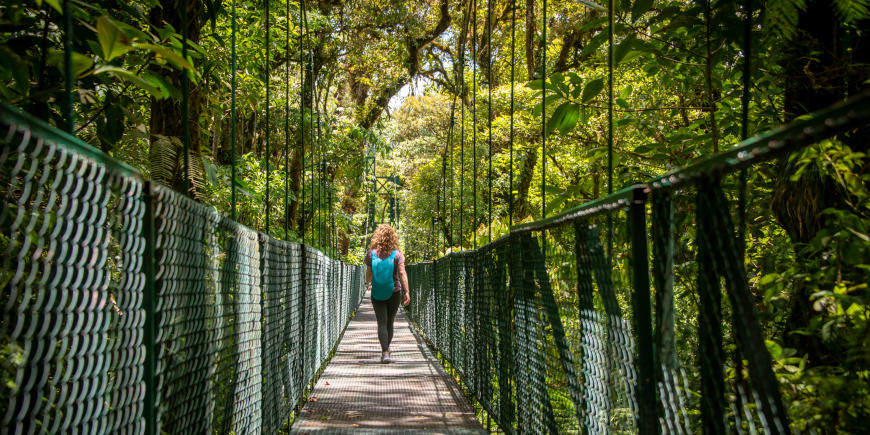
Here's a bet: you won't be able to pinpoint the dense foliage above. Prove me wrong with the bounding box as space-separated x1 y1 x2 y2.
2 0 869 430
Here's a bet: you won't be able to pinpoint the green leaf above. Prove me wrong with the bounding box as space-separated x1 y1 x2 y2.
546 102 579 135
533 94 560 117
631 0 654 21
576 0 606 10
765 340 783 360
0 81 13 100
203 158 219 186
133 43 194 71
143 73 180 99
43 0 63 13
566 72 582 86
580 32 608 57
94 66 163 98
558 103 581 134
97 16 132 61
615 35 638 65
71 53 94 77
527 79 544 90
581 78 604 103
46 51 93 78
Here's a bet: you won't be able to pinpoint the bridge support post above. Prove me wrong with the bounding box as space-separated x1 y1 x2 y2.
629 186 657 434
143 181 157 435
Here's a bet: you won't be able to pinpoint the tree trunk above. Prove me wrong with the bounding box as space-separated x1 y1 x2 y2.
773 0 870 366
513 145 538 220
148 0 204 197
524 0 537 80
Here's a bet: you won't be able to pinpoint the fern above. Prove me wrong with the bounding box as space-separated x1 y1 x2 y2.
150 134 180 187
765 0 807 39
187 149 207 199
833 0 870 22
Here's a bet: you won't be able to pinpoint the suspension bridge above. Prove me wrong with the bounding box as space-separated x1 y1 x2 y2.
2 0 870 432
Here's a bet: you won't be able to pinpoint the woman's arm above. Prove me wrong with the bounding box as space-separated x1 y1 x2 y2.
398 261 410 306
365 264 372 291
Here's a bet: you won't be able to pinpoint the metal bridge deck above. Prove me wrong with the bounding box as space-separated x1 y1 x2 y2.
291 292 485 433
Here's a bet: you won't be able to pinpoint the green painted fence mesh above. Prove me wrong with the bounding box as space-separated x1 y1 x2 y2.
0 103 365 433
406 92 870 434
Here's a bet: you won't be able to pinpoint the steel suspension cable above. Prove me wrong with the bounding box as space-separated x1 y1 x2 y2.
231 0 237 220
486 0 492 242
265 0 271 233
63 0 73 134
472 0 478 249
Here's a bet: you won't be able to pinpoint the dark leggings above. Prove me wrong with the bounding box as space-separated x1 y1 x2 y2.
372 291 401 352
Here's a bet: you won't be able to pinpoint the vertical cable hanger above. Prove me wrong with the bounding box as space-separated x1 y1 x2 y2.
739 0 752 257
306 6 316 248
182 0 190 194
472 0 478 250
459 95 465 252
541 0 548 221
606 0 614 260
486 0 492 243
316 96 322 249
509 0 515 228
459 23 466 252
318 107 323 251
299 0 306 243
445 96 456 253
63 0 73 134
283 0 290 235
231 0 238 220
449 90 455 250
449 99 455 250
265 0 271 233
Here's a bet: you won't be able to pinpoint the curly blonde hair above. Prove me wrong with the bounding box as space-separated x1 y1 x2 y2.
370 224 399 257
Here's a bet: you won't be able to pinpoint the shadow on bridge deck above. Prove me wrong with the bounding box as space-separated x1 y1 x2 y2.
291 292 486 434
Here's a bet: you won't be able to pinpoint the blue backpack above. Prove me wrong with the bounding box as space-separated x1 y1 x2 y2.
371 250 397 301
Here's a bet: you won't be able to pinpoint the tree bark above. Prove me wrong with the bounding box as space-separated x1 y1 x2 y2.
148 0 204 197
524 0 537 80
513 145 538 220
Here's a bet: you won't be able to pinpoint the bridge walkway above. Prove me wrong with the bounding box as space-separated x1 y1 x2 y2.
291 292 486 434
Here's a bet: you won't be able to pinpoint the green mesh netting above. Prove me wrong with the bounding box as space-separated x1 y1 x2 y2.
0 103 365 433
1 107 147 433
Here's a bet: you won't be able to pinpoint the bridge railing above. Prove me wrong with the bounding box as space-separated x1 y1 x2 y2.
406 92 870 434
0 103 365 434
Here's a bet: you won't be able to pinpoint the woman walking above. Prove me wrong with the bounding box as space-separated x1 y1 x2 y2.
364 224 410 363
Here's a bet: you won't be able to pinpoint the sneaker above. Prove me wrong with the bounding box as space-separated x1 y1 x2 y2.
381 351 391 364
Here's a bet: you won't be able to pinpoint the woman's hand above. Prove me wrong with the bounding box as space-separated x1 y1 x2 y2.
403 292 410 307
